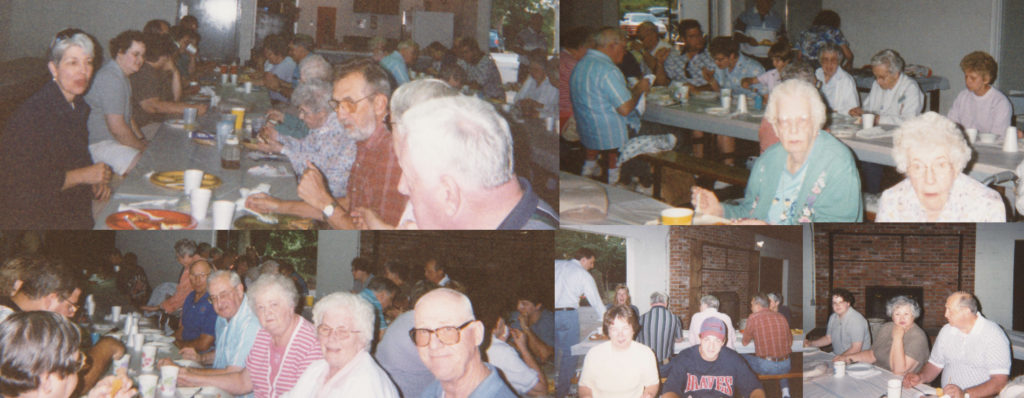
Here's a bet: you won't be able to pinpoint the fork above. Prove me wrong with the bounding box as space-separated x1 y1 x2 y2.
122 215 140 230
127 208 165 221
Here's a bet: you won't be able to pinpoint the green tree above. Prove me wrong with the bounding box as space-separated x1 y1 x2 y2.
492 0 556 54
555 230 626 299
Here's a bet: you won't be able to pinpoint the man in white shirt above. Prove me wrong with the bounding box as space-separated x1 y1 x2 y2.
687 294 737 350
903 292 1010 398
553 248 606 398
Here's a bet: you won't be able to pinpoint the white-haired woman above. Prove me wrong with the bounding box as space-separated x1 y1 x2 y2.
693 79 863 224
833 296 929 375
815 43 859 116
283 292 400 397
849 49 923 125
178 273 323 397
0 29 111 229
247 79 358 219
877 112 1005 222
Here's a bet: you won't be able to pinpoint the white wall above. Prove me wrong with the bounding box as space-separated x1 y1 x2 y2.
975 223 1024 329
822 0 998 113
115 231 216 286
754 233 802 303
564 226 671 314
314 231 360 299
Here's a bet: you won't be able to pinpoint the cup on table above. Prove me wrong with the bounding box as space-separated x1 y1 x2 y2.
306 295 314 306
676 85 689 103
965 128 978 144
737 94 748 113
887 378 901 398
212 200 235 230
661 208 694 225
190 188 212 221
141 344 158 371
132 334 145 351
220 73 228 85
230 73 238 85
111 305 121 323
244 81 253 93
833 360 846 377
183 107 198 131
720 94 731 110
138 374 159 398
183 169 204 194
159 366 179 395
231 107 246 131
979 132 997 144
862 113 876 129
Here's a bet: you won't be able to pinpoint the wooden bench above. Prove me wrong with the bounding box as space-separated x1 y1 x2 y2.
638 151 751 201
755 352 803 398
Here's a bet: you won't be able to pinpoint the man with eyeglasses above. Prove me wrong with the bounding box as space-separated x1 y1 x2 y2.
804 288 871 356
413 288 517 397
293 57 407 229
174 260 217 354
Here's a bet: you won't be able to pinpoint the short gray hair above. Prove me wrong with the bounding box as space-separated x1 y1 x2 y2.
649 291 668 305
870 49 905 76
700 295 720 309
248 273 298 310
885 295 920 318
208 270 243 288
766 292 783 304
892 112 971 174
396 96 514 189
819 42 844 63
593 27 624 48
291 79 333 114
751 293 770 308
765 79 828 133
779 59 817 86
390 79 458 122
258 260 280 276
174 239 198 259
299 54 331 83
953 292 979 314
313 292 375 350
50 33 94 64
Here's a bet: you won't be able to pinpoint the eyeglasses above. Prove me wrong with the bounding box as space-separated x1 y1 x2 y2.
207 290 235 304
774 116 812 132
190 272 210 279
409 320 475 347
60 295 79 314
317 325 360 339
328 94 374 114
906 160 953 178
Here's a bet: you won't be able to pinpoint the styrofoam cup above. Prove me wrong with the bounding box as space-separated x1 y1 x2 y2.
862 113 876 129
160 366 179 395
212 200 235 229
190 188 212 221
141 344 157 371
138 374 159 398
183 169 204 194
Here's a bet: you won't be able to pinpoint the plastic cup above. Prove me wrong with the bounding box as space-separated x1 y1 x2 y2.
113 353 130 373
160 366 179 395
190 188 212 221
230 73 238 85
220 73 228 85
212 200 235 230
138 374 159 398
231 107 246 131
111 305 121 323
676 85 689 103
132 334 145 351
244 81 253 93
306 295 314 306
183 107 198 131
720 94 731 110
141 344 157 371
661 208 694 225
887 378 901 398
834 360 846 377
183 169 204 194
965 128 978 144
862 113 875 129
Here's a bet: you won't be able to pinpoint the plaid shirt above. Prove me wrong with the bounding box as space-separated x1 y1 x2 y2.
348 124 406 225
664 49 716 87
744 309 792 359
459 54 504 100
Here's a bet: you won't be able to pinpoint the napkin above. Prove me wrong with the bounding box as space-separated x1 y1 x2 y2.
247 164 291 177
236 183 279 224
199 86 216 96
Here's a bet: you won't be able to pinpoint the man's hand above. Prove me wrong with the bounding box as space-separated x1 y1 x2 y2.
654 47 671 64
179 347 199 361
245 193 282 214
943 384 964 398
849 107 864 117
83 163 112 185
702 67 715 82
258 123 281 144
902 373 922 389
266 109 285 123
297 161 334 211
92 183 111 200
351 207 392 230
511 328 529 350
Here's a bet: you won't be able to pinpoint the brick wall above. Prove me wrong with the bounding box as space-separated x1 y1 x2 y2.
813 224 975 329
668 227 760 327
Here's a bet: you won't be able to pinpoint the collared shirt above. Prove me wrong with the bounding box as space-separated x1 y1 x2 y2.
877 173 1006 222
213 295 261 371
687 309 737 349
358 288 388 331
554 259 606 317
459 54 504 100
863 72 924 125
570 49 633 151
665 49 716 87
734 7 785 58
826 307 871 355
947 86 1013 137
713 54 765 96
637 305 683 363
348 124 406 226
514 76 558 118
247 317 322 398
743 309 792 359
928 314 1011 389
817 67 859 115
496 177 558 230
266 56 297 102
279 111 357 197
181 291 217 347
380 50 410 85
420 363 517 398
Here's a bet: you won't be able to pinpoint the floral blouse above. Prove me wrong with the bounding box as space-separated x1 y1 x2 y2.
876 173 1006 222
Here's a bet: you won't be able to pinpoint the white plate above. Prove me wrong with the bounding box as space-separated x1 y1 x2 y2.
830 126 858 138
846 362 875 376
140 328 163 334
856 126 893 139
146 341 173 352
705 106 729 116
801 345 820 353
165 119 186 129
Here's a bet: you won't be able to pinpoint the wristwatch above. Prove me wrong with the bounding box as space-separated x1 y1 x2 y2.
322 203 335 219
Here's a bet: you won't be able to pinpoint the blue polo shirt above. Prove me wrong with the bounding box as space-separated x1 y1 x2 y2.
181 291 217 351
570 49 636 151
380 50 410 85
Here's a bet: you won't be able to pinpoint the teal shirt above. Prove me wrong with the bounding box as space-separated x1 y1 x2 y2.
277 113 310 139
359 288 387 332
724 131 863 223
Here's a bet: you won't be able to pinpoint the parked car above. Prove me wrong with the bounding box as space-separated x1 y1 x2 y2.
647 6 670 26
620 12 667 37
489 29 504 52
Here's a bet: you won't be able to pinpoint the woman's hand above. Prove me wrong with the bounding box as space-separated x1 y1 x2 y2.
848 107 864 117
245 193 281 213
691 186 724 217
83 162 112 185
351 207 393 230
892 323 908 340
259 123 281 144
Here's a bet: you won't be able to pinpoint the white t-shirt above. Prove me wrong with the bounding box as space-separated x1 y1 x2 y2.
578 341 659 398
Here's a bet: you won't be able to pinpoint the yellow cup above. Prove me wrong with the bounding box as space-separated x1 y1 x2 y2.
661 208 694 225
306 295 314 306
231 107 246 131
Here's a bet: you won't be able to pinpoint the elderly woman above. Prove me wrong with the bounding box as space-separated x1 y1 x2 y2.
796 10 854 69
833 296 929 375
850 49 923 125
613 284 640 319
262 53 333 140
282 292 400 397
0 311 135 398
947 51 1013 139
178 273 323 397
693 79 863 224
816 43 859 116
514 52 558 119
0 30 111 229
579 305 659 398
246 79 358 219
85 30 148 176
877 112 1006 222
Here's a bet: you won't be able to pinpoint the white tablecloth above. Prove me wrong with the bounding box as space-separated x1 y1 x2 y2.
803 350 937 398
559 171 671 225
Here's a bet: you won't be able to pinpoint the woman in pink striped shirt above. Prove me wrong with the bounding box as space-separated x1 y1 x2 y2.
178 273 322 397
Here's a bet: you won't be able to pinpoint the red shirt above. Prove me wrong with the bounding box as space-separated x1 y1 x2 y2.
347 124 406 225
744 309 792 359
159 265 192 313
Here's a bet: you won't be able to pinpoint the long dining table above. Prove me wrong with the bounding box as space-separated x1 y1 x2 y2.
803 349 939 398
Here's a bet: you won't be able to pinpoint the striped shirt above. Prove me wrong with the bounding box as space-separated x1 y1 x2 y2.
664 49 716 87
570 49 633 151
637 305 683 363
246 317 322 398
928 314 1011 389
742 309 792 359
713 54 765 96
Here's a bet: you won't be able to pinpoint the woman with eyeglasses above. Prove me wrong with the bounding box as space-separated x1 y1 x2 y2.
692 79 863 224
282 292 399 397
177 273 322 397
0 311 135 398
0 29 112 229
578 305 660 398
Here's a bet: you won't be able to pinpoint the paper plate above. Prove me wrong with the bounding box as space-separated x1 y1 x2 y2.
693 91 718 100
150 170 222 190
705 106 729 116
106 209 197 230
175 386 230 398
165 119 186 129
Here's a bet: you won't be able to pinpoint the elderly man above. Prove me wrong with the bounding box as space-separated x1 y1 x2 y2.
637 291 684 365
142 239 203 315
260 34 297 102
629 21 673 85
392 95 558 229
413 288 517 397
733 0 785 69
359 276 399 336
453 36 504 100
559 26 593 131
688 294 737 349
805 288 871 356
264 34 319 99
743 293 793 398
174 260 217 354
380 39 419 85
509 289 555 363
903 293 1010 398
663 318 766 398
767 292 792 326
132 33 206 127
296 58 407 229
571 27 651 184
423 256 464 291
178 271 260 374
554 248 606 398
